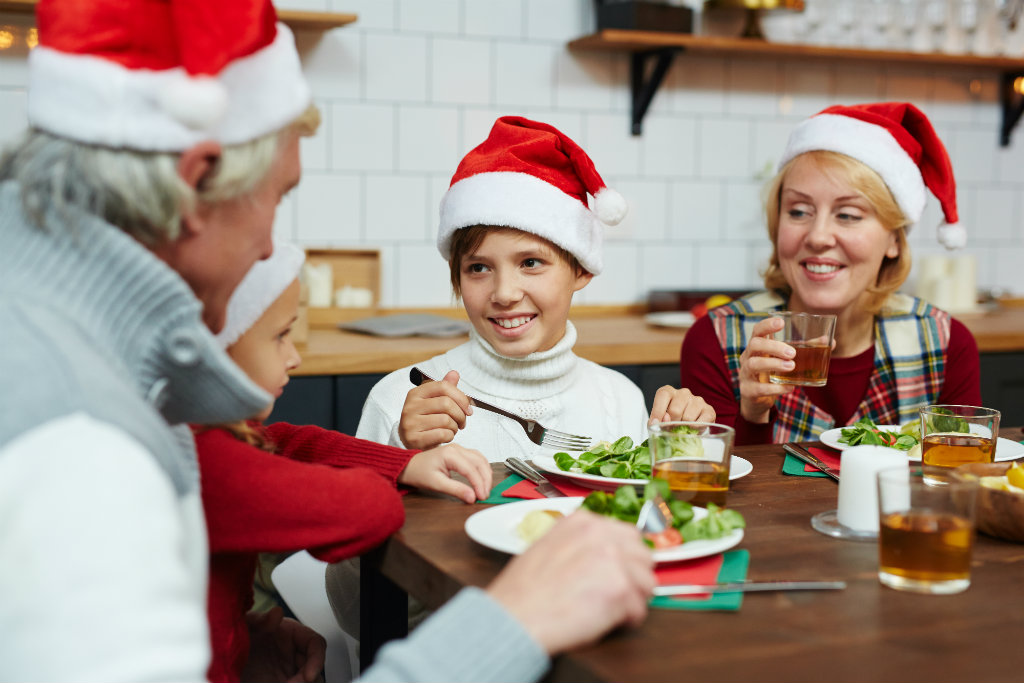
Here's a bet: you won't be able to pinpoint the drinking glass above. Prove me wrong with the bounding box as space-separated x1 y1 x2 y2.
919 405 1000 471
877 466 978 594
648 422 734 507
768 312 837 387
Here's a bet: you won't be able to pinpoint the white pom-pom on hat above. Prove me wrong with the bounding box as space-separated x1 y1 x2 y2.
938 222 967 250
594 187 627 226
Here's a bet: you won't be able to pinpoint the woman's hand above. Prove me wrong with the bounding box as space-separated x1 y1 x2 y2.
398 370 474 450
737 317 796 424
648 386 716 424
243 607 326 683
398 443 492 504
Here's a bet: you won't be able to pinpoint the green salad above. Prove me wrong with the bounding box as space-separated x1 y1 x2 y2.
580 479 745 545
553 426 704 480
838 411 970 451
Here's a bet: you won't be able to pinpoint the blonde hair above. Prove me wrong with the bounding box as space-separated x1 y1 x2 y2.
192 422 274 452
1 102 322 246
762 150 912 314
447 225 587 299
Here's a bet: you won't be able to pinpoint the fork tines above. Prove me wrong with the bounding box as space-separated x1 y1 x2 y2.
540 429 592 452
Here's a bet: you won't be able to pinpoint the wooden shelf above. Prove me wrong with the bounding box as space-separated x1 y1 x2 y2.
568 29 1024 145
0 1 356 31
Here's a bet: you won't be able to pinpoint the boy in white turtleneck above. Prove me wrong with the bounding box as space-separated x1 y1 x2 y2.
356 116 714 462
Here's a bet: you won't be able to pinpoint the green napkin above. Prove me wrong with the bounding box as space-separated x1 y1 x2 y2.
782 453 828 478
478 474 525 504
651 549 750 611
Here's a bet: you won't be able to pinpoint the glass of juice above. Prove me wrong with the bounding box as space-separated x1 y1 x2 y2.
919 405 1000 472
876 466 978 594
648 422 734 507
768 312 837 387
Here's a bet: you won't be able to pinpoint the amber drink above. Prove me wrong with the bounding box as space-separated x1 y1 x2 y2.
919 405 1000 475
768 312 836 387
652 460 728 506
922 433 995 468
876 467 978 594
649 422 734 507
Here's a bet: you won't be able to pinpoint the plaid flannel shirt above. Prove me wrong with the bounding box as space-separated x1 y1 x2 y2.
710 290 950 443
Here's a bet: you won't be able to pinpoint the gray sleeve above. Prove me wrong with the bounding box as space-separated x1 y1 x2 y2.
358 587 549 683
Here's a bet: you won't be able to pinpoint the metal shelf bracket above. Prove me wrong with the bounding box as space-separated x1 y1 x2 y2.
630 48 680 135
1000 71 1024 147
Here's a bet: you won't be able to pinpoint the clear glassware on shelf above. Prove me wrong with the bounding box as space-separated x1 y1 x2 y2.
925 0 950 52
833 0 860 47
795 2 825 45
898 0 921 51
865 0 895 48
959 0 981 52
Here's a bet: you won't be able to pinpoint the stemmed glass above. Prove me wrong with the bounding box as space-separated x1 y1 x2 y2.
867 0 895 48
898 0 920 50
926 0 950 52
833 0 860 47
959 0 980 52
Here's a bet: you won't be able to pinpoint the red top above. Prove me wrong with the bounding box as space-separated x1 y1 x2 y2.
196 422 417 683
679 314 981 446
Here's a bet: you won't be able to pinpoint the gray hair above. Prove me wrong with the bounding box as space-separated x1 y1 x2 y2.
0 127 280 246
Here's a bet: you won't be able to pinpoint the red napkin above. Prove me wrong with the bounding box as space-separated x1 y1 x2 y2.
654 553 725 601
502 477 595 499
804 445 842 474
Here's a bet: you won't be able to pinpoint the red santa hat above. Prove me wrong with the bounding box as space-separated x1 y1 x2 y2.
437 116 627 275
28 0 310 151
778 102 965 250
215 241 305 349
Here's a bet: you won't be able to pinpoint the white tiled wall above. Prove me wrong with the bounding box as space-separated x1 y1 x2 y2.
2 0 1023 306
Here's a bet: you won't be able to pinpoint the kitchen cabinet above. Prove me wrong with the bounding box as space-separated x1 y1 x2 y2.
567 29 1024 145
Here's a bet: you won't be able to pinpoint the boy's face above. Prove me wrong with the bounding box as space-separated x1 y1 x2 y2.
227 278 302 421
458 230 592 358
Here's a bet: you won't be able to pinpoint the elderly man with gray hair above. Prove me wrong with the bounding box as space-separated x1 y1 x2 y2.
0 1 655 681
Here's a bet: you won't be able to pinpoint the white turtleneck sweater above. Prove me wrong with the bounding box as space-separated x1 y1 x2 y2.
356 322 649 462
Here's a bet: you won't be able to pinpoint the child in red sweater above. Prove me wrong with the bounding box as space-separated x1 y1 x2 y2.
196 243 491 682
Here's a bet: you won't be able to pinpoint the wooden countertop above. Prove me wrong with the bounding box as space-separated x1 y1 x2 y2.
294 304 1024 376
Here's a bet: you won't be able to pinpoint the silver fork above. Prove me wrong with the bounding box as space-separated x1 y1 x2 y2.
409 367 593 451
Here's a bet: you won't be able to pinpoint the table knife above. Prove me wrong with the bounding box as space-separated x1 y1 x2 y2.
505 457 566 498
783 443 840 482
653 580 847 596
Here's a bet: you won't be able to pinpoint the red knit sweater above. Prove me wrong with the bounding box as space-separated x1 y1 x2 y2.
679 314 981 445
196 422 417 683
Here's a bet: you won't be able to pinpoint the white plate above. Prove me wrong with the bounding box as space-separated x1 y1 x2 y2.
644 311 696 328
531 453 753 492
819 426 1024 462
464 497 744 564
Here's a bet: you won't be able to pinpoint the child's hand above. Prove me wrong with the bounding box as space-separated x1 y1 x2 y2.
398 370 474 450
648 386 716 424
398 443 492 504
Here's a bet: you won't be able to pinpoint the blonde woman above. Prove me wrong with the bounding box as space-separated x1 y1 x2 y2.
680 102 980 445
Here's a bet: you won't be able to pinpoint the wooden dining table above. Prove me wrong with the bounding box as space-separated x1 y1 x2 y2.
358 429 1024 683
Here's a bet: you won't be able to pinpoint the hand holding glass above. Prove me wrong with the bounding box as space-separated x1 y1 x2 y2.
768 312 837 387
648 422 734 507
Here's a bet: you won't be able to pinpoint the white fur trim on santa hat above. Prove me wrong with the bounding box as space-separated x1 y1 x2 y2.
438 171 607 274
28 23 310 151
938 221 967 250
215 242 306 349
779 113 927 226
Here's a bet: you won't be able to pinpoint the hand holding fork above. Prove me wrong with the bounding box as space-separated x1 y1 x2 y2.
406 368 593 451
